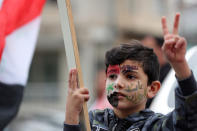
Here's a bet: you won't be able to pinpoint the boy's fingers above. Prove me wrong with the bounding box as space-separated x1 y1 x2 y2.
161 16 169 36
164 34 173 40
163 39 176 51
69 68 78 89
78 88 90 101
77 94 90 102
69 69 75 89
84 95 90 102
175 37 186 49
72 69 78 89
79 88 89 94
68 70 72 88
173 13 180 35
76 72 79 88
165 39 176 45
174 35 180 42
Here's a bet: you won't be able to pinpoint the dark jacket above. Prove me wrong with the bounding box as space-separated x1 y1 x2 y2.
64 72 197 131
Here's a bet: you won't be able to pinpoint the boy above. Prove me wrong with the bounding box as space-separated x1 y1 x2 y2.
64 13 197 130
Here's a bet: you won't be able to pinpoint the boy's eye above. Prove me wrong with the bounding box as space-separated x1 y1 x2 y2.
108 74 117 80
126 74 136 80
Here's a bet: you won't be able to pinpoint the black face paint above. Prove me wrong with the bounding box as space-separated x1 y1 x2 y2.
107 92 118 107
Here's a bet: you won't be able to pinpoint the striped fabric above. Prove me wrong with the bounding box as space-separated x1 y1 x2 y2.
0 0 45 129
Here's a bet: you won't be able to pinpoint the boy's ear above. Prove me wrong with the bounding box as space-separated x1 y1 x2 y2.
147 81 161 98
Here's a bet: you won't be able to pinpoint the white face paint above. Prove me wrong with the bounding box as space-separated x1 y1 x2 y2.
106 78 121 97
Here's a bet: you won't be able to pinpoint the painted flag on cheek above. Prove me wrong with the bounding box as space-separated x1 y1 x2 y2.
0 0 45 129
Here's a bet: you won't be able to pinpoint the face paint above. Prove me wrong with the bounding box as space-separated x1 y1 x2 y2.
107 92 118 107
106 64 146 107
120 65 138 75
143 86 147 96
107 65 120 77
106 83 119 107
136 80 143 89
124 80 142 93
106 65 121 107
125 80 146 104
106 83 114 94
125 83 136 92
125 85 133 92
126 93 138 104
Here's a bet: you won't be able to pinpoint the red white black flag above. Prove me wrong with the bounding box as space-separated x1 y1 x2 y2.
0 0 46 129
0 0 46 85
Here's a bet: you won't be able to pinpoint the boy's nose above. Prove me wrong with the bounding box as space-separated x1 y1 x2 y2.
114 77 124 90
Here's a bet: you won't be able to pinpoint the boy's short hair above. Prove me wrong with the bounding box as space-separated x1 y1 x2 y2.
105 40 160 85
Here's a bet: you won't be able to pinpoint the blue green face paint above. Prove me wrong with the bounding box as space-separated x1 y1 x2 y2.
106 83 114 94
125 80 146 104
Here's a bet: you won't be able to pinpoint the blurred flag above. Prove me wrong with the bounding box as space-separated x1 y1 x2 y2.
0 0 46 85
0 0 46 129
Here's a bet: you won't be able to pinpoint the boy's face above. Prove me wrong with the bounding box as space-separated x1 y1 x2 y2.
106 60 148 110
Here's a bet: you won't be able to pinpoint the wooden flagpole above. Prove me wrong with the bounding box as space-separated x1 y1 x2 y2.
57 0 91 130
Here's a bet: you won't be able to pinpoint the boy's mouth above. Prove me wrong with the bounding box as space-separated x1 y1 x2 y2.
117 92 126 97
118 92 125 96
109 91 127 98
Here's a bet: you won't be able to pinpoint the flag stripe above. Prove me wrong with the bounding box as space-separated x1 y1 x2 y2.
0 0 46 61
0 12 6 62
0 17 41 85
2 0 45 35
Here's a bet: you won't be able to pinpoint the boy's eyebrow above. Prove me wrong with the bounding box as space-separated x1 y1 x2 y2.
120 65 138 73
107 65 120 75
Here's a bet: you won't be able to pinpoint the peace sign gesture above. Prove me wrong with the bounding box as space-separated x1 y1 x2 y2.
161 13 191 79
161 13 187 64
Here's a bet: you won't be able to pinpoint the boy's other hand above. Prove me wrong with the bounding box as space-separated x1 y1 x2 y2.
161 13 191 80
65 69 89 125
161 13 186 64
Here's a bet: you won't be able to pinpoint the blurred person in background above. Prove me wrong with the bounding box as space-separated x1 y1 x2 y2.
90 69 112 110
0 0 45 130
141 36 171 83
141 35 171 108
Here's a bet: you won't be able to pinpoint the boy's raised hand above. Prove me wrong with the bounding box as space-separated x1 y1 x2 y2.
65 69 90 124
161 13 191 79
161 13 186 63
